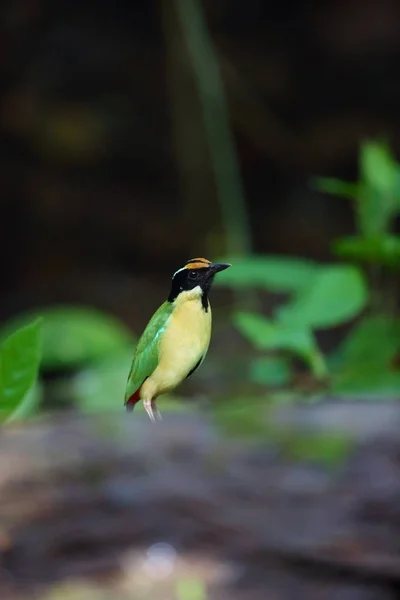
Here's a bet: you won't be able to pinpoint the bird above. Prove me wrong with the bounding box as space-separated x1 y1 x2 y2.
124 257 231 421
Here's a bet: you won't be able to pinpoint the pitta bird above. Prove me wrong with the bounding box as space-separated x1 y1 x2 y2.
124 257 231 421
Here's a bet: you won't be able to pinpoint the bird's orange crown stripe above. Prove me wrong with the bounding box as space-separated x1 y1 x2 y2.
185 257 211 270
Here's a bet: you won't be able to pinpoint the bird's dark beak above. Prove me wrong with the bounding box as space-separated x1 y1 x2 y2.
209 262 231 275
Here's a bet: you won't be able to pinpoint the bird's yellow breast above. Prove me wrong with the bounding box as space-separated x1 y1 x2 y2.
142 286 211 399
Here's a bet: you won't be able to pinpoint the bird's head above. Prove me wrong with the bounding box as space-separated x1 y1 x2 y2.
168 257 231 303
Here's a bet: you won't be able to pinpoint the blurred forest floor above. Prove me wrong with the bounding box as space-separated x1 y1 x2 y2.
1 407 400 600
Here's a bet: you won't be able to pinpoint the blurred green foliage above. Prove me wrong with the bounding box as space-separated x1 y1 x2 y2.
0 306 134 369
219 259 370 387
1 139 400 468
219 255 318 292
176 577 206 600
0 306 135 420
217 139 400 398
0 304 190 422
314 139 400 264
279 429 353 468
233 309 327 378
212 395 353 467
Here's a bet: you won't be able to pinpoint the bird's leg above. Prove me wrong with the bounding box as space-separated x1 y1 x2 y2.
143 399 162 422
151 399 162 421
143 398 155 422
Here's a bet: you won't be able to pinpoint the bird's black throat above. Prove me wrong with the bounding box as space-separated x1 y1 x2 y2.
201 291 210 312
168 266 212 312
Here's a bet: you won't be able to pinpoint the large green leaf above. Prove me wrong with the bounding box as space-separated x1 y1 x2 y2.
233 312 327 378
233 312 276 350
5 382 43 423
331 368 400 397
214 255 319 292
334 315 400 370
330 315 400 397
277 265 368 329
0 306 134 369
0 318 42 422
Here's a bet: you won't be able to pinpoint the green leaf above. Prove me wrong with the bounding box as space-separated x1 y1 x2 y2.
330 315 400 397
0 318 42 422
334 315 400 370
249 356 291 387
0 306 134 369
356 140 400 236
314 141 400 239
312 177 359 200
214 255 319 292
277 265 368 329
333 235 400 266
233 312 327 378
357 186 398 237
233 312 276 350
360 139 398 196
331 368 400 397
275 327 328 379
5 382 43 423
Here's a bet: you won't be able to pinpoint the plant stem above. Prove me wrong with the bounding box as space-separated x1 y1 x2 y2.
174 0 252 258
311 349 329 380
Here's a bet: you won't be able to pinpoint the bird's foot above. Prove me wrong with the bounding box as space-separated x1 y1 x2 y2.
144 399 162 422
151 399 162 421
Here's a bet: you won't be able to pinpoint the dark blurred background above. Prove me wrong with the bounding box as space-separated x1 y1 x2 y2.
2 0 400 330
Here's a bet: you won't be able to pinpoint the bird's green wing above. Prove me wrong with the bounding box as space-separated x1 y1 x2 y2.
124 301 174 402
